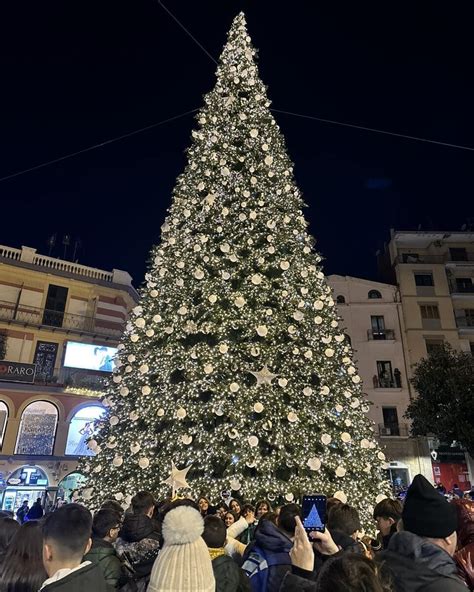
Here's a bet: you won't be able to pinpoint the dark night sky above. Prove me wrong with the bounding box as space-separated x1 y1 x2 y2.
1 1 473 287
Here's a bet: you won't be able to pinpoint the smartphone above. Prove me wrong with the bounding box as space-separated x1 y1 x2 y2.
301 494 326 535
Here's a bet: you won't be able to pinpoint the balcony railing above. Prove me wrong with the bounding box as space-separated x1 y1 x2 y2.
456 316 474 329
378 423 409 437
449 282 474 294
397 253 474 265
367 329 395 341
0 300 124 338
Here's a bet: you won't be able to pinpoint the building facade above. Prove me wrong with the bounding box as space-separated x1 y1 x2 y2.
328 275 432 489
381 230 474 490
0 244 138 511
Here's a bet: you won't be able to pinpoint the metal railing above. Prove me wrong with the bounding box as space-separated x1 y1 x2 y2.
456 316 474 329
378 423 409 437
0 300 124 338
397 252 474 265
449 282 474 294
367 329 395 341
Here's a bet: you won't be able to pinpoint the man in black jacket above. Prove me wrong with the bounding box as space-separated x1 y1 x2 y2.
40 503 110 591
381 474 466 592
115 491 160 587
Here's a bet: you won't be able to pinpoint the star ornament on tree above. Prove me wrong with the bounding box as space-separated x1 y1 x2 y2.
249 364 278 386
162 462 192 498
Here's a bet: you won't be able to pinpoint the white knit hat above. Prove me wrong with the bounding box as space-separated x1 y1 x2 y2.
147 505 216 592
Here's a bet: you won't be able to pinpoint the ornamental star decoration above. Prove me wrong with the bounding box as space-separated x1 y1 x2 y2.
249 364 278 386
162 462 192 495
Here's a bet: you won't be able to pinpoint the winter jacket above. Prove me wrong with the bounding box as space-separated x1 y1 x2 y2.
84 538 127 589
453 498 474 589
380 530 466 592
279 567 318 592
40 562 112 592
115 513 160 581
242 520 293 592
212 554 251 592
26 502 43 520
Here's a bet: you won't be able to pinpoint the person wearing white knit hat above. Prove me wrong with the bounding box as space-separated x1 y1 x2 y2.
147 505 216 592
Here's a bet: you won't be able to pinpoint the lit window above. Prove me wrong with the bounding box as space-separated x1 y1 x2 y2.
65 405 105 456
15 401 58 455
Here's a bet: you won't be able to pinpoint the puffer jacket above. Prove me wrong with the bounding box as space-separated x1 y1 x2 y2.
84 538 127 589
115 514 160 580
380 530 466 591
453 498 474 589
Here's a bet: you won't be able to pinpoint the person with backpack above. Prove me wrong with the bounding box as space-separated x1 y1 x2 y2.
242 503 300 592
202 515 251 592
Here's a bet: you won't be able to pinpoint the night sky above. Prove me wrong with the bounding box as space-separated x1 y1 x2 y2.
1 1 472 287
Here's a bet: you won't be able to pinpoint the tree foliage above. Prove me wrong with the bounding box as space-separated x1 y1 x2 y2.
406 344 474 454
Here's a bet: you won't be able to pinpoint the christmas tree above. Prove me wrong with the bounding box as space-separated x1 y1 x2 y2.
79 12 390 527
304 504 324 530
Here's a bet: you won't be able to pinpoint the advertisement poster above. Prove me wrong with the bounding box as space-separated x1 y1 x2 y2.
65 405 105 456
64 342 117 372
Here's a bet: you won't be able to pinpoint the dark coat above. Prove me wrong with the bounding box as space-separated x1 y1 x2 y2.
380 531 466 592
26 502 44 520
115 514 160 580
41 562 112 592
213 554 251 592
242 520 293 592
84 538 127 589
279 568 317 591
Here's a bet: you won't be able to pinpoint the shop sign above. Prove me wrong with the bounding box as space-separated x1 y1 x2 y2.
0 361 36 383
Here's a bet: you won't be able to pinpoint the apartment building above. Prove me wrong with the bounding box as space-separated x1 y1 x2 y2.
0 244 138 511
328 275 432 489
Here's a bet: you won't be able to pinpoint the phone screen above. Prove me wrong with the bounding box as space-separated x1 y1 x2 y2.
301 494 327 534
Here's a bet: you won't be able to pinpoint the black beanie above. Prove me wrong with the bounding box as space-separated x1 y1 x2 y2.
403 474 457 538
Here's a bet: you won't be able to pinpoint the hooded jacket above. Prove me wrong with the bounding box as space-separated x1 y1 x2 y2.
40 562 111 592
242 520 292 592
380 530 466 592
115 513 160 579
84 538 128 589
453 498 474 589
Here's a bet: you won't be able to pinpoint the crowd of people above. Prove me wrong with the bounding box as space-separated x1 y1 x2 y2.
0 474 473 591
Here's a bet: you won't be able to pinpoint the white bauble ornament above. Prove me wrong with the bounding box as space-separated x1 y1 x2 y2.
230 478 241 491
112 375 122 383
110 416 119 426
278 378 288 387
176 407 187 419
82 488 93 501
347 366 356 375
234 296 246 308
307 457 321 471
250 128 258 137
178 306 188 315
146 329 155 337
333 491 347 504
228 429 238 440
264 155 274 165
127 354 136 362
112 456 123 467
377 451 386 461
214 407 224 416
135 318 146 328
208 294 218 303
141 386 151 396
125 365 132 373
220 243 230 253
341 432 352 443
256 325 268 337
139 364 149 374
182 435 193 445
130 443 141 454
93 465 102 473
280 260 290 270
157 408 165 417
254 402 264 413
314 300 324 310
87 439 98 451
251 273 262 285
325 348 335 358
138 457 150 469
130 334 139 343
350 398 360 408
303 387 313 396
361 439 371 449
229 382 240 393
287 412 298 423
321 433 331 445
204 364 213 375
221 167 230 177
153 314 162 323
314 316 323 325
194 269 204 279
335 466 346 478
335 404 344 413
352 375 361 384
321 386 330 396
120 387 129 397
293 311 304 321
219 343 229 354
251 347 260 357
129 411 139 421
248 435 259 447
222 271 230 280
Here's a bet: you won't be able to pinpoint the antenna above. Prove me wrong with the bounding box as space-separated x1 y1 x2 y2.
62 234 71 260
47 234 56 257
72 238 82 262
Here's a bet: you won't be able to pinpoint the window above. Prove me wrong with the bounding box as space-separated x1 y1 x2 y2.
43 284 68 327
336 295 346 304
33 341 58 380
425 338 444 355
368 290 382 299
15 401 58 455
0 401 8 449
420 305 440 319
414 273 434 286
382 407 400 436
66 405 105 456
465 309 474 327
449 248 467 262
371 315 386 339
456 278 474 293
376 361 395 388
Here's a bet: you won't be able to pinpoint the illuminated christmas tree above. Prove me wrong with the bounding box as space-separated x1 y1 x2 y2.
79 12 390 527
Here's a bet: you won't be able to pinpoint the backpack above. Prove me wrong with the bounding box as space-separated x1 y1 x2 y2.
241 545 291 592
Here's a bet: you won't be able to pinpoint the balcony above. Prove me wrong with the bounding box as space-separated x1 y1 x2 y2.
0 300 124 339
378 423 409 437
367 329 395 341
449 281 474 295
456 316 474 331
397 253 474 265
